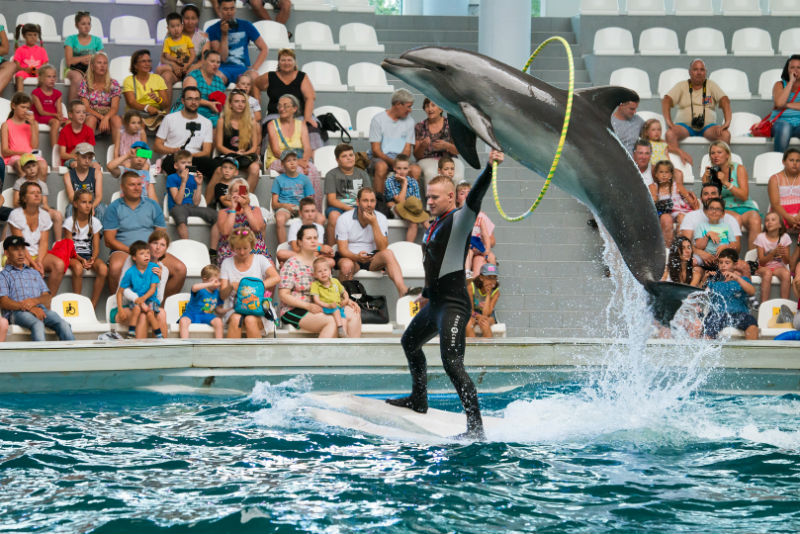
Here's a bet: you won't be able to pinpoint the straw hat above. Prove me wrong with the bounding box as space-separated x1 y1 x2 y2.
394 196 430 223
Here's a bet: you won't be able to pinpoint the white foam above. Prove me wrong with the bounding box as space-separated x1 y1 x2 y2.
249 376 313 427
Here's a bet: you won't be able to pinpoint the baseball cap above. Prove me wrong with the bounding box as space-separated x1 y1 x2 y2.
131 141 150 150
480 263 498 277
220 155 239 168
3 235 30 250
280 149 298 161
74 142 95 155
19 153 38 168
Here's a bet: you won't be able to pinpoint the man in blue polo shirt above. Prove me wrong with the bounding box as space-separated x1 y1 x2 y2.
207 0 269 85
103 171 187 299
0 235 74 341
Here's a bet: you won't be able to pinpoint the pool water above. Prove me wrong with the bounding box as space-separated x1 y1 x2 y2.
1 377 799 534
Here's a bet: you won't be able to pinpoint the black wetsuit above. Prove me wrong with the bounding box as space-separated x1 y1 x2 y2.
390 163 493 436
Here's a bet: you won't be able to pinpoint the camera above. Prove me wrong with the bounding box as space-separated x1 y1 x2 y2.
707 165 723 190
710 165 722 175
186 121 201 133
226 19 238 30
187 165 197 173
690 114 705 130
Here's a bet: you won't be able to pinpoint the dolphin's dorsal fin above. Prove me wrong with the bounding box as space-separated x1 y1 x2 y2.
448 114 481 169
575 86 639 121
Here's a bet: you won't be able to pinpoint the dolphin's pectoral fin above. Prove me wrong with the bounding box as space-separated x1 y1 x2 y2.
647 281 701 325
448 114 481 169
575 86 640 123
459 102 501 150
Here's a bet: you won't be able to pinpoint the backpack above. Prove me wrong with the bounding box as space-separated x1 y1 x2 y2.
234 277 268 316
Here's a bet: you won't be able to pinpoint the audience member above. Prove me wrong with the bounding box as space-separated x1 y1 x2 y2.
167 149 219 240
679 182 743 268
205 154 238 210
272 150 317 244
662 59 731 165
64 12 104 103
58 100 104 177
640 119 669 167
179 264 224 339
280 224 360 338
6 182 66 295
114 110 147 161
386 154 428 242
610 95 644 154
116 240 163 339
311 256 357 338
650 159 696 247
277 196 333 266
206 0 269 85
120 230 172 333
693 198 735 269
663 236 701 286
466 263 500 338
0 235 74 342
767 147 800 233
180 4 209 72
335 187 411 297
0 23 15 94
31 64 66 151
265 94 323 209
122 50 169 132
702 248 757 340
213 88 262 191
369 88 420 195
324 143 371 245
215 177 269 264
212 0 291 25
234 73 262 123
456 180 497 278
771 55 800 154
701 141 761 251
79 52 122 141
156 12 194 109
438 156 456 182
632 139 654 187
154 86 215 179
108 141 157 200
754 212 792 302
104 171 187 298
13 23 47 93
413 98 462 183
63 190 107 308
12 154 63 240
1 93 48 180
62 143 105 220
255 49 315 130
218 229 280 338
181 50 226 127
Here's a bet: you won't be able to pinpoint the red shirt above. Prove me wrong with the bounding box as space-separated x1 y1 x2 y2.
57 124 95 154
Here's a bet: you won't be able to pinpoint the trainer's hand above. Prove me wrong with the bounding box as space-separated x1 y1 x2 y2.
489 150 504 165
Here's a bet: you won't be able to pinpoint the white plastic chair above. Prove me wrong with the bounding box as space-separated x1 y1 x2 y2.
51 293 110 336
395 295 418 330
731 28 774 56
162 193 210 226
752 152 784 185
313 145 337 178
729 112 766 144
105 294 121 331
0 98 9 123
684 27 727 56
56 190 69 214
658 68 689 98
579 0 619 14
758 69 783 100
16 12 60 42
115 0 160 5
165 293 216 336
203 19 220 32
610 68 652 98
721 0 762 15
669 152 695 184
109 56 132 85
636 111 666 134
387 241 425 278
674 0 714 15
772 0 799 16
758 299 797 338
51 146 66 174
593 27 635 55
156 18 167 43
0 15 6 30
355 106 384 138
313 105 353 139
709 69 752 100
638 27 680 55
294 21 339 51
698 152 743 182
778 29 800 56
301 61 347 92
36 102 68 132
627 0 667 14
347 62 394 93
339 23 384 52
292 0 335 11
166 239 211 277
62 14 106 42
2 188 15 208
253 20 294 49
110 191 121 203
110 16 155 45
332 0 373 11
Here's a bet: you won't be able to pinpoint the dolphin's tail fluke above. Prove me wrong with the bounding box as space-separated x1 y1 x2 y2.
646 281 702 325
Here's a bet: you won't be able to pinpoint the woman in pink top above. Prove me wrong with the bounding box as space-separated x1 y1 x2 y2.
768 147 800 234
12 24 48 92
0 93 47 178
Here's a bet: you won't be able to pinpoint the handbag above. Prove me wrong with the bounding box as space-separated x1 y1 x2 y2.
316 112 352 144
341 280 389 324
751 84 799 137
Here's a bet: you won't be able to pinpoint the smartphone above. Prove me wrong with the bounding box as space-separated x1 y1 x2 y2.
187 165 197 173
238 185 247 196
136 148 153 159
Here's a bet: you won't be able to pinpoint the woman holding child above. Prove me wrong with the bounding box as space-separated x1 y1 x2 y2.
219 229 280 339
279 224 361 338
215 178 269 264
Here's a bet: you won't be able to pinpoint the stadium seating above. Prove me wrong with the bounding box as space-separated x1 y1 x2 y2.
610 68 652 98
253 20 294 49
394 295 417 330
301 61 347 92
313 145 338 177
674 0 714 15
347 63 394 93
730 28 774 56
758 69 782 100
109 56 132 85
355 106 383 138
165 293 216 337
51 293 110 339
778 29 800 56
162 195 212 226
758 299 797 338
638 28 680 56
339 23 384 52
109 16 155 46
156 18 167 43
627 0 667 15
387 241 424 278
637 110 665 133
313 105 353 139
167 239 211 277
709 68 752 100
593 27 635 55
579 0 619 15
657 68 689 98
684 27 727 56
294 21 339 51
62 14 107 42
332 0 374 12
752 151 784 185
293 0 335 12
771 0 799 16
16 12 60 42
729 112 766 144
721 0 762 16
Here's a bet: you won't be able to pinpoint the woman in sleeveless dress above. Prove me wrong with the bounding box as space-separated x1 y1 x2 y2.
768 147 800 234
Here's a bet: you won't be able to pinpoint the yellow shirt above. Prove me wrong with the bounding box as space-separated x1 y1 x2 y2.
310 278 345 306
266 119 304 167
162 34 194 64
122 74 168 107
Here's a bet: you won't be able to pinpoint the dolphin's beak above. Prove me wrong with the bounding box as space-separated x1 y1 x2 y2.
381 57 425 75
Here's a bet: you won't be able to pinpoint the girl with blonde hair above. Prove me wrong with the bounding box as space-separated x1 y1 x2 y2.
213 88 262 191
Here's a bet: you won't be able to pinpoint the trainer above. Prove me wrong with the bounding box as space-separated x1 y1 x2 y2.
387 150 504 440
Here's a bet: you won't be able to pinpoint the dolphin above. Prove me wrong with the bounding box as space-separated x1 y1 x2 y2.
382 47 697 323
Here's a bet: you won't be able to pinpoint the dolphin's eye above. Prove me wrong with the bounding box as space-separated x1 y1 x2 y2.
435 65 446 72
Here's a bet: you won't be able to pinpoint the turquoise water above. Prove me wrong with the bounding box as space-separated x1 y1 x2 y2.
1 378 799 533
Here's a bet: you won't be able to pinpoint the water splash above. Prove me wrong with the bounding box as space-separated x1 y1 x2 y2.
249 376 312 427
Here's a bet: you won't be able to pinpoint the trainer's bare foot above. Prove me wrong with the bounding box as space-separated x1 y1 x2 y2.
385 395 428 413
